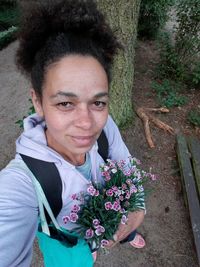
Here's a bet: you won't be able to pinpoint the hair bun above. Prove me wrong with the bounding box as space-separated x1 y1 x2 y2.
16 0 120 75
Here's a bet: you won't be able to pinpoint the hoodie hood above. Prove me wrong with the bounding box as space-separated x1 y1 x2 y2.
16 114 79 165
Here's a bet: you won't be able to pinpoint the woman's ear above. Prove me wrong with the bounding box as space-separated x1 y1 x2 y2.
30 89 44 117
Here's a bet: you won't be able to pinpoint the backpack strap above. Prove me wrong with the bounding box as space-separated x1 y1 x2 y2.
97 130 108 162
20 130 108 223
20 154 62 224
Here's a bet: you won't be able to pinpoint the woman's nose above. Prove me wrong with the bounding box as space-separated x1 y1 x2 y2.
75 107 93 130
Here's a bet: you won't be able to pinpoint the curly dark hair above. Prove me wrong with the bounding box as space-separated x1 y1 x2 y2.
16 0 121 97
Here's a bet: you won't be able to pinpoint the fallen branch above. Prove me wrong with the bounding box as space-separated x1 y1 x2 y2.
148 113 175 135
136 107 174 148
135 108 155 148
144 107 170 113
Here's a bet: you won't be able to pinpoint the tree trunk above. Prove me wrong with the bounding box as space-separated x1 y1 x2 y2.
96 0 141 127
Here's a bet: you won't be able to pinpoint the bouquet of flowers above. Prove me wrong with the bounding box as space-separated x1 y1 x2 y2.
63 157 156 249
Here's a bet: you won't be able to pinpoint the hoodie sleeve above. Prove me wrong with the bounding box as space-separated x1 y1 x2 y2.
0 162 38 267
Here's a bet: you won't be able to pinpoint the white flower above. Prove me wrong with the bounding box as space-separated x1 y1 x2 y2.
111 168 117 174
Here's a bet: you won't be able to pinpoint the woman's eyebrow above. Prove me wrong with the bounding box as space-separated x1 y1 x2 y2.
50 91 77 99
50 91 109 99
93 92 109 98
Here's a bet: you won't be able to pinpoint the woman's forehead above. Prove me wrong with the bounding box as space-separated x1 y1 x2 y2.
43 55 109 95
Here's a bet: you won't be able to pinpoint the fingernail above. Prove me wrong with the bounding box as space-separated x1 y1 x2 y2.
113 234 117 242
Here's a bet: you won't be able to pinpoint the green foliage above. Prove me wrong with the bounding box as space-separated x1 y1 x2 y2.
16 99 35 129
138 0 175 39
0 0 17 9
157 32 200 88
187 109 200 127
0 6 19 28
175 0 200 62
157 32 187 81
0 26 17 49
151 79 188 108
0 0 19 49
155 0 200 89
191 62 200 87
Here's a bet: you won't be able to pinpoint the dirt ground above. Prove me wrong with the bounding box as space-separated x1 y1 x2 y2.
0 39 199 267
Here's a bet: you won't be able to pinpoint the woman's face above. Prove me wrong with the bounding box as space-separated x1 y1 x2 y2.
32 55 109 164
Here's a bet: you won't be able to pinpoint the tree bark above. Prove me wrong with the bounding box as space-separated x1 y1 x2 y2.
96 0 141 127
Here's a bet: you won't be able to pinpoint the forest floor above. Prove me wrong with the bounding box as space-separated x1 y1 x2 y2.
0 39 199 266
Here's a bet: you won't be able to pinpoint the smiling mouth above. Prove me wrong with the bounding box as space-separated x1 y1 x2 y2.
71 135 95 146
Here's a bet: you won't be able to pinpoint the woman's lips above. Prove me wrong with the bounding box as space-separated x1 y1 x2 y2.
71 135 94 146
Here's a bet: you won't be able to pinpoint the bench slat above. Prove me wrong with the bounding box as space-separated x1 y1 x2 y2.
176 134 200 264
188 136 200 200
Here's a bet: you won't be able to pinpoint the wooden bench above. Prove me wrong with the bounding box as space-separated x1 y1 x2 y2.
176 134 200 265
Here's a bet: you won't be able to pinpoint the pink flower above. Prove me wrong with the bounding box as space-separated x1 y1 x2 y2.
121 215 128 224
95 225 105 236
117 159 126 169
149 173 157 181
125 192 131 199
69 213 78 223
130 156 141 165
101 239 109 248
95 190 99 196
71 204 80 213
93 219 100 228
71 193 77 200
102 171 109 177
126 179 132 185
125 170 132 177
104 173 111 181
119 195 124 201
102 170 111 181
105 202 112 210
122 183 127 190
130 185 137 194
106 189 113 196
87 185 97 196
62 215 70 224
111 186 118 193
112 201 121 211
85 228 94 239
134 158 141 165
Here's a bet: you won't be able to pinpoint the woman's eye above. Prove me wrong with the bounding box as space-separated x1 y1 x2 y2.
57 102 73 109
94 101 106 108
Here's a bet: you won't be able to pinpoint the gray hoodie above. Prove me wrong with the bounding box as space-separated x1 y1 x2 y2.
0 114 132 267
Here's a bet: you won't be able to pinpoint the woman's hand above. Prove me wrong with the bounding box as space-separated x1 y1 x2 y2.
105 209 145 248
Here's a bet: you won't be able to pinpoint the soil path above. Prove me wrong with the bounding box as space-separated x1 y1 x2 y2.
0 40 199 267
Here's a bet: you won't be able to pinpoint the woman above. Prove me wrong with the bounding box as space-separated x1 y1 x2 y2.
0 1 145 266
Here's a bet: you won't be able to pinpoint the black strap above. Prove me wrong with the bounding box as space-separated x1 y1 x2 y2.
20 130 108 223
20 154 62 224
97 130 109 162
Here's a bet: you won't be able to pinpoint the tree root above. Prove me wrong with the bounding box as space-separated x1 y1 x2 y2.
135 107 175 148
